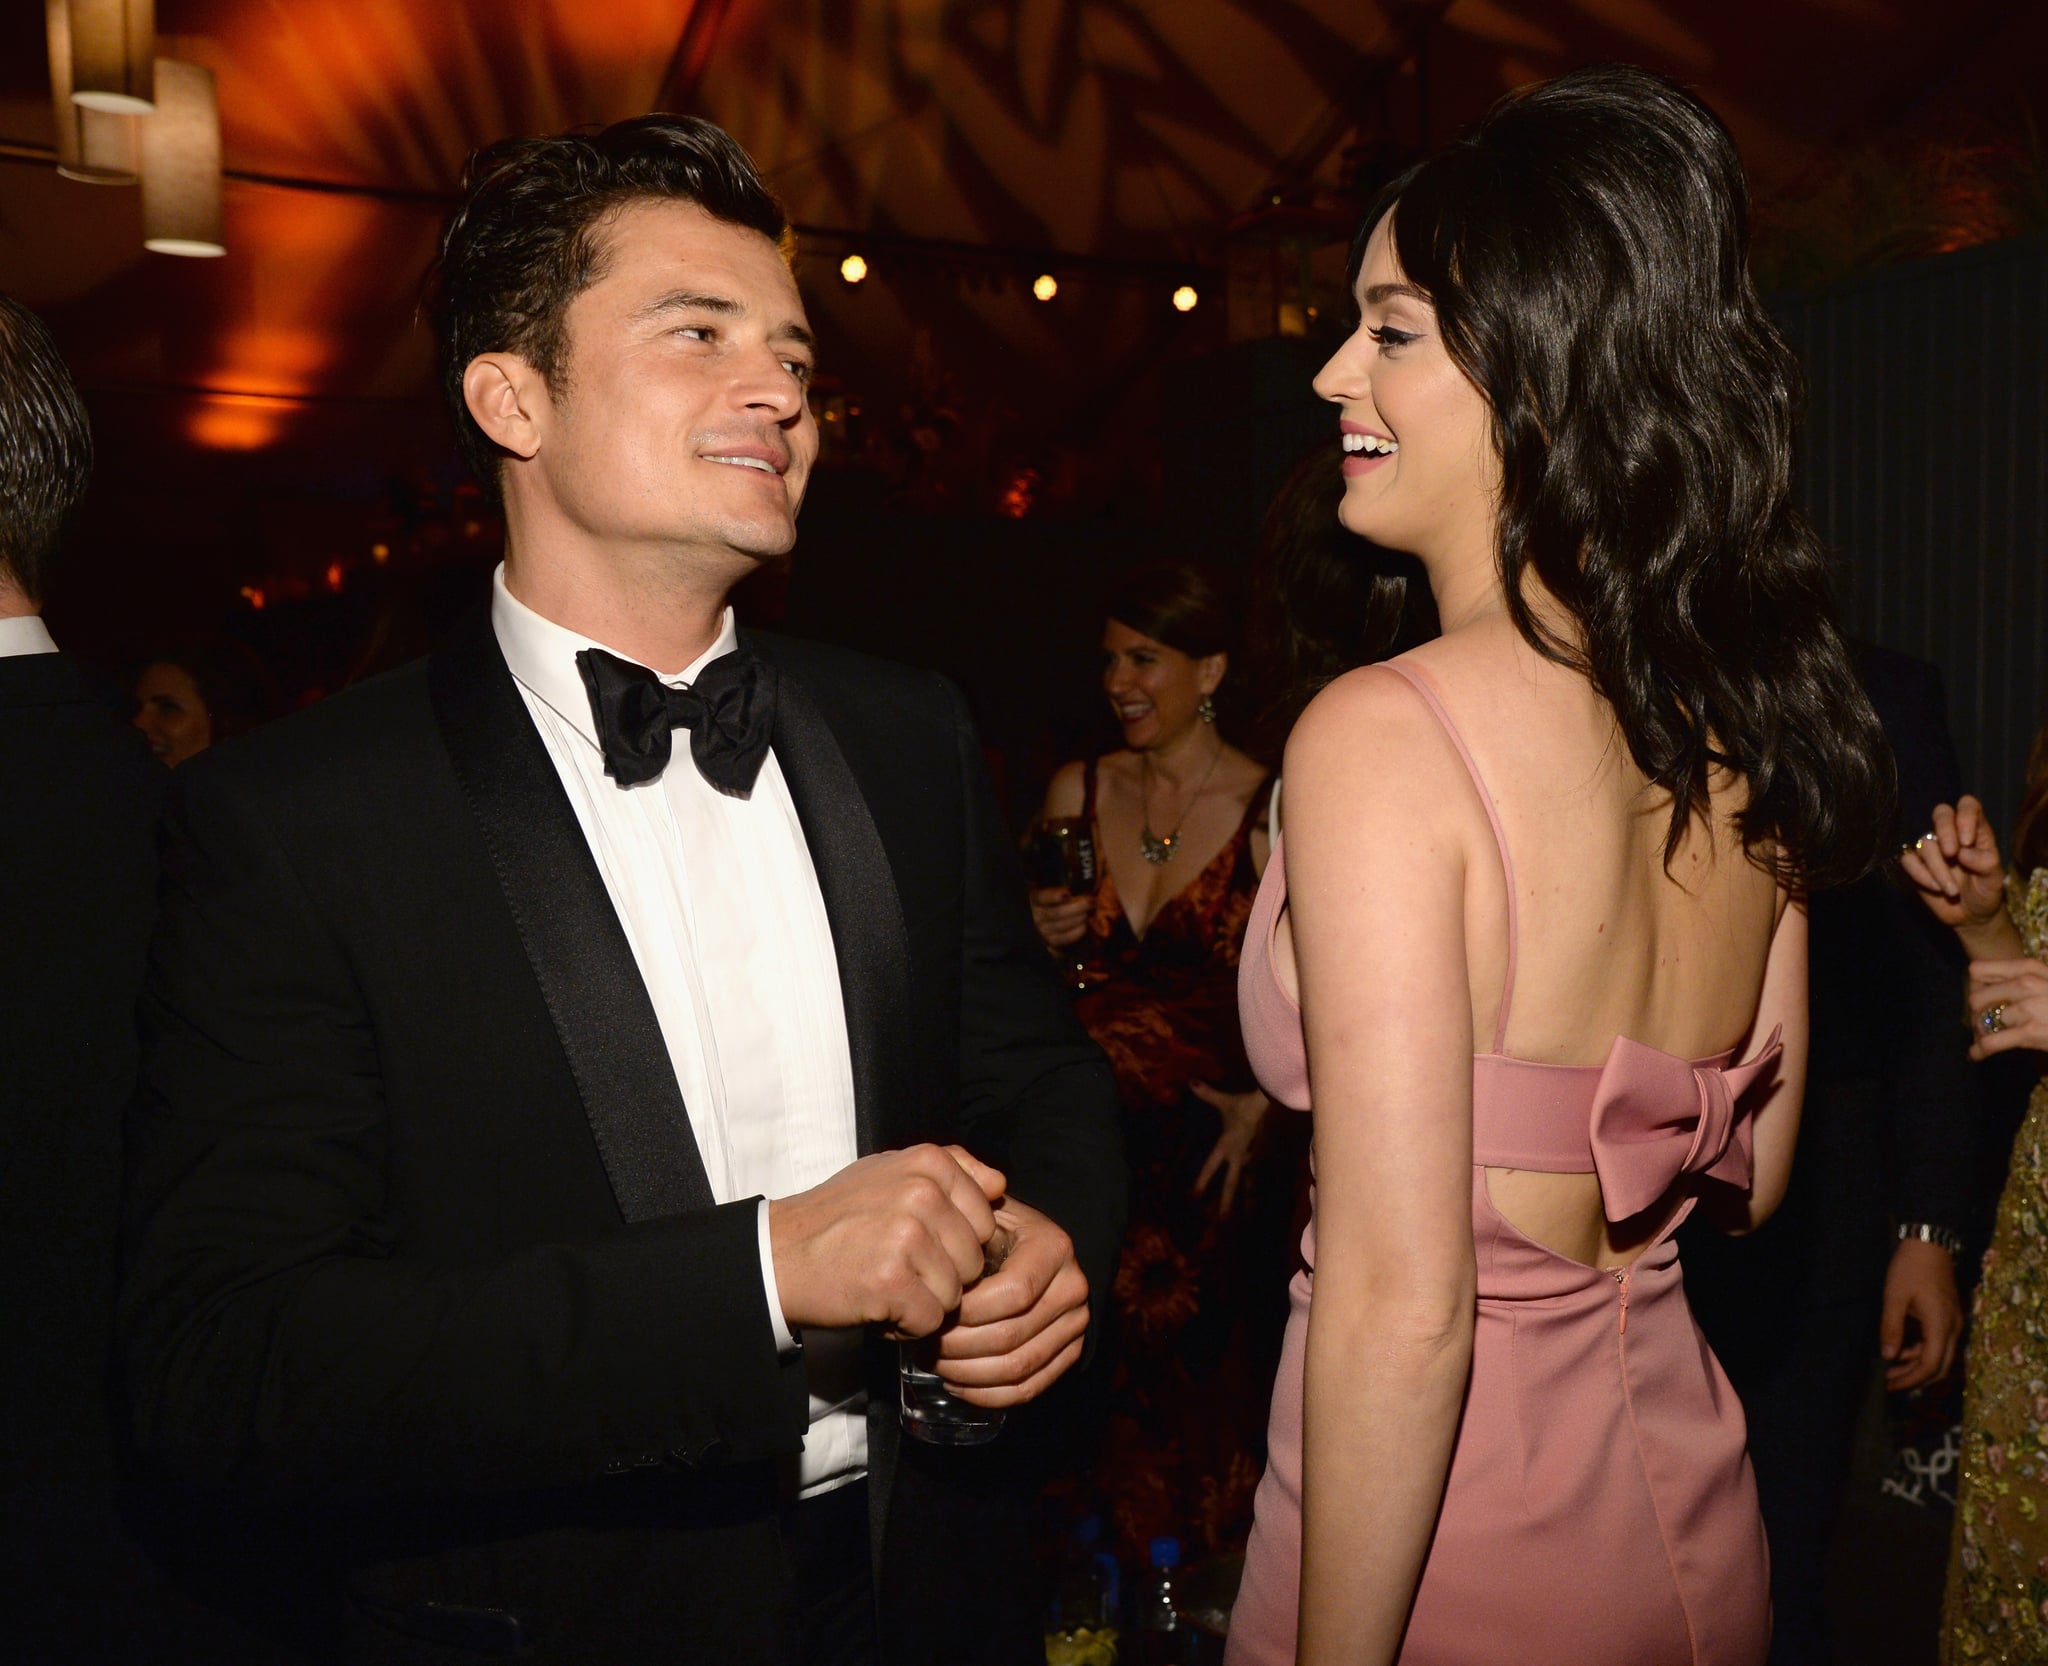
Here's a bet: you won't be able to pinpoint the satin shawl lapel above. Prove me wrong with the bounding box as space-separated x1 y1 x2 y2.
429 612 715 1221
747 638 919 1575
749 642 916 1159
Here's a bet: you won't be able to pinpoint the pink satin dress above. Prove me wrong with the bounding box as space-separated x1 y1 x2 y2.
1226 662 1777 1666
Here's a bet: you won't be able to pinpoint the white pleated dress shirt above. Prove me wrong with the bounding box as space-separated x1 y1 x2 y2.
492 566 866 1498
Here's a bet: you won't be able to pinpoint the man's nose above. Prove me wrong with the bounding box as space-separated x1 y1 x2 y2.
736 353 805 422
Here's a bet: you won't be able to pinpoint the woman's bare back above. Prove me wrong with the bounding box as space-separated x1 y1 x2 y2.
1274 614 1786 1268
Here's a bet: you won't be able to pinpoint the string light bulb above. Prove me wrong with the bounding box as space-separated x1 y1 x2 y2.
839 253 868 284
1172 284 1199 313
1032 273 1058 302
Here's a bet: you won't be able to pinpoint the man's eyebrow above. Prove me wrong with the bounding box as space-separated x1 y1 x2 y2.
1362 281 1431 306
635 289 744 321
635 290 816 353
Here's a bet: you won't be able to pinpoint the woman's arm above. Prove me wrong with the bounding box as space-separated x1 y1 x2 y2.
1282 670 1479 1666
1732 897 1809 1230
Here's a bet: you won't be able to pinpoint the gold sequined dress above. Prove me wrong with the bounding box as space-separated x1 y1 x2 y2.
1944 866 2048 1663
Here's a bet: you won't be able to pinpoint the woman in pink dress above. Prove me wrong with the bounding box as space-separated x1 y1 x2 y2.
1225 66 1894 1666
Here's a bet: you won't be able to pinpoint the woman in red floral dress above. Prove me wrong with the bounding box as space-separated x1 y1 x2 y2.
1030 561 1303 1567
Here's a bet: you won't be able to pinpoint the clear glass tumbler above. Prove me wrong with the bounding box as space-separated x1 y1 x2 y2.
899 1229 1012 1446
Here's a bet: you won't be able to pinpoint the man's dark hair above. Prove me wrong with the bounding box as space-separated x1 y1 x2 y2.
0 293 92 605
427 114 790 500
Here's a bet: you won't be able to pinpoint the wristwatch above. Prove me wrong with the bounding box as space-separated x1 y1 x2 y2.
1896 1221 1967 1258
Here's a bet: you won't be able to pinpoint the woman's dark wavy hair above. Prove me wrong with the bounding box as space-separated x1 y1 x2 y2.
426 115 789 501
1357 64 1891 890
1247 444 1440 766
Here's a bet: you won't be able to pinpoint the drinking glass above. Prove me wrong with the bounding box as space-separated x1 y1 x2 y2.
1029 816 1102 991
899 1229 1013 1446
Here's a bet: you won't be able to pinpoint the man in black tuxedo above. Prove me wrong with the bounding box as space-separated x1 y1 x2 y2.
1683 642 1974 1666
0 290 161 1658
0 298 290 1663
118 118 1123 1665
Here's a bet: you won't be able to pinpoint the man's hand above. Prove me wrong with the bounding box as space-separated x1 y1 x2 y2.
928 1197 1089 1408
1880 1236 1963 1390
769 1145 1004 1338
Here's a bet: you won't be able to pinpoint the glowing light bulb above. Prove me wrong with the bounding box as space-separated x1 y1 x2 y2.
1172 285 1199 313
1032 273 1058 302
840 253 868 284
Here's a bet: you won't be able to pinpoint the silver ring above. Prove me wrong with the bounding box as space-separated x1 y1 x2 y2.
1981 1001 2010 1036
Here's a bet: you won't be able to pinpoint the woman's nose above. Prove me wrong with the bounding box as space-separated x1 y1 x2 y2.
1313 330 1371 404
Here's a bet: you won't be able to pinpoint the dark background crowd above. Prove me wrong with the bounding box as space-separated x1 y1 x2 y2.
6 5 2048 1665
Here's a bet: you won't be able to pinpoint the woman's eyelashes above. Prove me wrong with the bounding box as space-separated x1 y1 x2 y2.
1368 324 1420 350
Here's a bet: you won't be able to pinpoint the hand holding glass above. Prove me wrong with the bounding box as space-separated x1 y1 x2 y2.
1029 817 1101 990
899 1227 1015 1445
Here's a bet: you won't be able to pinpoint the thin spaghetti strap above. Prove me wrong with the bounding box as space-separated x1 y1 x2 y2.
1378 662 1520 1053
1082 756 1100 822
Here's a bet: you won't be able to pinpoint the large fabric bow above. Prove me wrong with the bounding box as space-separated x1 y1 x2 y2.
575 645 776 796
1587 1027 1784 1222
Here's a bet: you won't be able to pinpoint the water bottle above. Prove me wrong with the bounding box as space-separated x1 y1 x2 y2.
1045 1515 1122 1665
1125 1536 1189 1665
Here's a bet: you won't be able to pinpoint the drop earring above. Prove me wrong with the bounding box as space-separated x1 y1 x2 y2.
1197 694 1216 725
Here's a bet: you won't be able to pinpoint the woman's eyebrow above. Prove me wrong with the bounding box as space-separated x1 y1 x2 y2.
1362 281 1430 306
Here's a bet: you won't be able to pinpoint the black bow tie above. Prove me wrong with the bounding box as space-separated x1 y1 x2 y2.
575 644 776 796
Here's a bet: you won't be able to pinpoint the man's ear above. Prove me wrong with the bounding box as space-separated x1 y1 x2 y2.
462 353 547 462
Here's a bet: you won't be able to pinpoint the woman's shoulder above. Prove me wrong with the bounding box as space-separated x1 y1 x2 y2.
1283 660 1468 805
1289 656 1436 746
1214 742 1271 798
1041 757 1091 816
1044 750 1138 810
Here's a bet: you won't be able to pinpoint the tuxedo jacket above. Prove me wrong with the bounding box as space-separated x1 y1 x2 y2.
0 653 165 1649
1686 644 1975 1333
118 615 1125 1663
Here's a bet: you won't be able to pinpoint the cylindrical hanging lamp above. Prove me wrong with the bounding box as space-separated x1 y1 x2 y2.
67 0 155 115
140 60 224 257
46 0 139 183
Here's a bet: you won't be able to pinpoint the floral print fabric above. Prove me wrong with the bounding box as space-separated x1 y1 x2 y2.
1066 764 1306 1567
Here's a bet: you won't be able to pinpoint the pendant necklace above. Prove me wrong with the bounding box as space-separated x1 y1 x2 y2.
1139 737 1223 865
